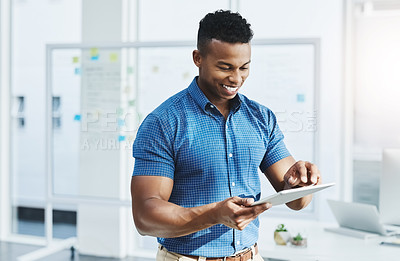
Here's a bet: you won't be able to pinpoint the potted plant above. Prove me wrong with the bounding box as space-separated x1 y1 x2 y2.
290 232 307 247
273 224 291 245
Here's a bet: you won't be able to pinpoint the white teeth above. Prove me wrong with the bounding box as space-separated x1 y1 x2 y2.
223 85 238 92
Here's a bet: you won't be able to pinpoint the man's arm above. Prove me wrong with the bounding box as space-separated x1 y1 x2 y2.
130 175 271 238
263 156 321 210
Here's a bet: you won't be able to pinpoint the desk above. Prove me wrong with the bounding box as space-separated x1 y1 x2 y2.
257 217 400 261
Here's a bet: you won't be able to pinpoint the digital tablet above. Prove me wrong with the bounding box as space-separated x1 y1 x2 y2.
251 182 335 206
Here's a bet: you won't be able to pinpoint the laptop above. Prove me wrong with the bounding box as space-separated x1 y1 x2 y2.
326 199 398 239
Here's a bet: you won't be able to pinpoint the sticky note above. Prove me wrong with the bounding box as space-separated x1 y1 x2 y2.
110 53 118 62
297 94 305 103
127 66 134 74
116 108 123 116
123 86 131 94
128 100 135 106
74 114 81 121
90 48 99 60
118 135 126 142
73 57 80 63
118 119 125 127
74 68 81 75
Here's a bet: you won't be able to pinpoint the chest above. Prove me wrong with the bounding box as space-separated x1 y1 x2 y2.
173 110 267 176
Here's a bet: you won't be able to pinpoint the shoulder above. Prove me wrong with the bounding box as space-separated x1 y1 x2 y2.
137 88 191 136
144 88 191 125
152 88 190 117
238 93 276 121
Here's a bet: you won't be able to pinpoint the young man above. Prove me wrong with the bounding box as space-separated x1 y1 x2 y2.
131 10 321 260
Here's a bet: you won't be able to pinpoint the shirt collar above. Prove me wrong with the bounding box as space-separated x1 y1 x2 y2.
188 77 242 113
188 77 210 112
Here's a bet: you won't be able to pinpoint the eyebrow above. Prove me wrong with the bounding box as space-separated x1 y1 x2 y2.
217 60 251 67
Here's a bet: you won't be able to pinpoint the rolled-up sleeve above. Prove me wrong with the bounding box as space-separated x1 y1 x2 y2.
132 114 175 180
259 109 291 172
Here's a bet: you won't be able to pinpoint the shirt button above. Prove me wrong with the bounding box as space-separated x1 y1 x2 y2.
210 105 214 108
232 182 235 187
237 241 240 245
228 153 233 158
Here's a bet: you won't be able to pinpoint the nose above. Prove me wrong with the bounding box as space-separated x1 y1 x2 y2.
228 70 242 85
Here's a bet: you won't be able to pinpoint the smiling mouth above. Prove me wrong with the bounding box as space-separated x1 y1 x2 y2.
222 84 239 92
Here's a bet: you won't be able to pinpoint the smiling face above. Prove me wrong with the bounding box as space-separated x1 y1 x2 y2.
193 39 251 108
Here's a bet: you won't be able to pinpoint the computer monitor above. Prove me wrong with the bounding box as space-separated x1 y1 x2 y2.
380 148 400 225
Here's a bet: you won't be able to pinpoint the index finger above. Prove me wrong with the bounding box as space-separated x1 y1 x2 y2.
296 161 308 184
305 161 320 184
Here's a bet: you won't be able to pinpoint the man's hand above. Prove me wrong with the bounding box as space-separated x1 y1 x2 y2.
264 157 322 210
132 176 271 237
283 160 321 190
213 196 271 230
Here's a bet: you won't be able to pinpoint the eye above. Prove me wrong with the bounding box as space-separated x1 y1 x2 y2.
240 67 249 71
218 66 230 71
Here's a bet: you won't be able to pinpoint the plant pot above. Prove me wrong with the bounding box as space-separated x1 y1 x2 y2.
274 231 291 245
290 237 308 248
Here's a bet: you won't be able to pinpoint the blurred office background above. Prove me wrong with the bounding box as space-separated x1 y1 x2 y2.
0 0 400 260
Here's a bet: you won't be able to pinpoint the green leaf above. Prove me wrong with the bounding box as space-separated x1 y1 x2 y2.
275 224 288 232
293 233 303 241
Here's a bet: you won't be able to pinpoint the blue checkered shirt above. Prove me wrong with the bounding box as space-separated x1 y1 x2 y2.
132 77 290 257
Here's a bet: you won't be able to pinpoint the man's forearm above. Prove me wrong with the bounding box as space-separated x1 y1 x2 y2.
133 198 218 238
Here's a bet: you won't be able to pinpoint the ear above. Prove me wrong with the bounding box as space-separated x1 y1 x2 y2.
192 50 202 68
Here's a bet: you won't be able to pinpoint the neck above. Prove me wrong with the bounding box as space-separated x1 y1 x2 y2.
215 102 230 119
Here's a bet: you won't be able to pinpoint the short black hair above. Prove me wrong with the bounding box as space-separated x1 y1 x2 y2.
197 10 253 55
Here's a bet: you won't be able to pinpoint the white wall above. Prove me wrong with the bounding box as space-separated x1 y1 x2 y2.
351 2 400 207
11 0 81 206
353 8 400 154
0 0 12 240
138 0 231 41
